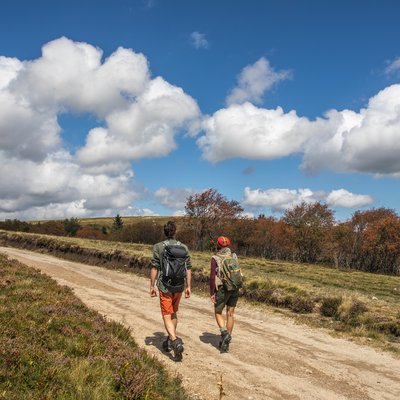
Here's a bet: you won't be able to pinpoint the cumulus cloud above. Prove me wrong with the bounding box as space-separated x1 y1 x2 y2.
385 57 400 75
154 187 196 211
77 77 200 167
11 37 150 117
325 189 373 208
0 151 138 215
243 187 373 212
243 187 321 212
301 84 400 176
190 32 209 49
226 57 291 106
199 78 400 177
0 56 61 161
198 102 309 163
0 37 200 219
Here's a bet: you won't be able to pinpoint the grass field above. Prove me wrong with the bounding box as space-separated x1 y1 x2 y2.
0 253 190 400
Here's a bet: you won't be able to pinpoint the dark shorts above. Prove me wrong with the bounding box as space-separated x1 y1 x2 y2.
214 285 239 313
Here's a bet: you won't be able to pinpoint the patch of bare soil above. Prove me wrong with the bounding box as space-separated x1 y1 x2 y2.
2 246 400 400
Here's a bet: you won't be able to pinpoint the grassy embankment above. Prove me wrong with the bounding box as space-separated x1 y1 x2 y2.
1 229 399 355
0 252 190 400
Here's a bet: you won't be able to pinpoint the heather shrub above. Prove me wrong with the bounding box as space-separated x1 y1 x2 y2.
320 296 342 317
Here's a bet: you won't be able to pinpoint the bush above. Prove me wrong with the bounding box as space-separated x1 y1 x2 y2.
290 295 314 314
338 297 368 323
320 296 342 317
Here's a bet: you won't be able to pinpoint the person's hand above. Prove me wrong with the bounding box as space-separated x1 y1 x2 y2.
210 294 216 304
185 287 191 298
150 286 157 297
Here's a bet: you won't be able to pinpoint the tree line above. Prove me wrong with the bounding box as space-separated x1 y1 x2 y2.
1 189 399 275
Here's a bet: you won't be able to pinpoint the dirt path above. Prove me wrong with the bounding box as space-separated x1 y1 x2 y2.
2 246 400 400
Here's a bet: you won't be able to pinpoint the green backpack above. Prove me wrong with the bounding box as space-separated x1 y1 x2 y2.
217 254 243 291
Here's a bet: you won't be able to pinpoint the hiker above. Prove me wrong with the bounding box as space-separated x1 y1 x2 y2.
210 236 242 352
149 220 192 361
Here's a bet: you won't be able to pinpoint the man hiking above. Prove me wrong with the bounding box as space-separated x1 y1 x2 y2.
210 236 242 353
150 220 192 361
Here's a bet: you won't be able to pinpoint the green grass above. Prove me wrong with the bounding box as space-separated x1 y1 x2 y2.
0 253 190 400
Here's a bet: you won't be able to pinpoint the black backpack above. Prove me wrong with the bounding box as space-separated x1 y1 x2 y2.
161 241 188 293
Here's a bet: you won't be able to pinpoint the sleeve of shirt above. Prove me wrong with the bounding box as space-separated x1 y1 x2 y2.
183 244 192 270
210 257 217 296
149 243 161 269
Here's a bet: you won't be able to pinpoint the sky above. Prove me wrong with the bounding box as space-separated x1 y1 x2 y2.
1 0 400 222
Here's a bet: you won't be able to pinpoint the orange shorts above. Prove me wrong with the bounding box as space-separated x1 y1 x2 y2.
159 291 183 316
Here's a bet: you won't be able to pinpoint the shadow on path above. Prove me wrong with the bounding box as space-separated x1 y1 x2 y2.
199 331 220 350
144 331 175 361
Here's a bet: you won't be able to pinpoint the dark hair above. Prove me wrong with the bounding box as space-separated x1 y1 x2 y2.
164 220 176 238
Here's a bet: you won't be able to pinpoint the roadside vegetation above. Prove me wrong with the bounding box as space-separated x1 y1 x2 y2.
2 189 400 276
0 253 190 400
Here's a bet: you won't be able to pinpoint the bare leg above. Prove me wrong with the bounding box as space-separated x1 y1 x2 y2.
162 312 178 341
215 310 225 329
226 306 235 334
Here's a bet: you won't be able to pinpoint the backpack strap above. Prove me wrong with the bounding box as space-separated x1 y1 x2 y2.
212 255 224 291
162 240 181 246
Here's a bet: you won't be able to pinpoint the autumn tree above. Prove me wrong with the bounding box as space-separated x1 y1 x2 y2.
247 216 294 260
350 208 400 274
224 217 255 255
331 221 354 268
184 188 244 251
283 201 335 263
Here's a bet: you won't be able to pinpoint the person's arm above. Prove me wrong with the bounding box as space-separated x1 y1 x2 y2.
149 244 160 297
185 268 191 298
150 267 158 297
210 257 217 303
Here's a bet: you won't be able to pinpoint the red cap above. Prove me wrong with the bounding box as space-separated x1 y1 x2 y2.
217 236 230 247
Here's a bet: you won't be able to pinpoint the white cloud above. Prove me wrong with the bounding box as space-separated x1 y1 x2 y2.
198 102 308 163
77 76 200 167
243 187 320 212
226 57 291 106
0 90 61 161
154 187 196 211
11 37 150 117
243 187 373 212
0 56 23 89
301 84 400 176
325 189 373 208
199 81 400 177
0 37 200 219
0 150 138 216
385 57 400 75
190 32 209 49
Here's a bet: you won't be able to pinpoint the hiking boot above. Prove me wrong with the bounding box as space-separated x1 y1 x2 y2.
171 337 184 361
219 331 231 353
162 338 172 352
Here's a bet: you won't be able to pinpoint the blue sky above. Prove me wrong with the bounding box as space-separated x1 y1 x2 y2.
1 0 400 221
